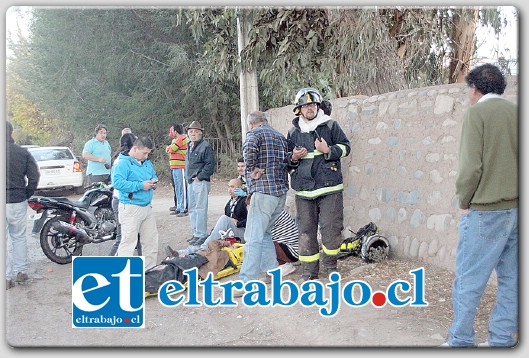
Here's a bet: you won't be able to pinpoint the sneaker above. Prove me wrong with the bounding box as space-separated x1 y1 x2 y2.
187 236 198 243
190 237 207 246
477 341 490 348
165 245 179 257
170 211 178 215
437 342 475 348
15 272 29 283
169 206 176 211
279 262 296 277
260 273 272 284
176 212 185 217
6 279 15 290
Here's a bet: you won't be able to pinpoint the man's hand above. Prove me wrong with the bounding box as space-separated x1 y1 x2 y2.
250 168 264 179
314 137 330 154
292 146 307 162
234 188 246 197
143 179 157 190
245 193 252 206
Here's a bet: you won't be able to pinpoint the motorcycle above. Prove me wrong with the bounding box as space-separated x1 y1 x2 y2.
28 182 117 264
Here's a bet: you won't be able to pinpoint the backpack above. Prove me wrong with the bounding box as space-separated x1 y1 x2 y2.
338 222 390 263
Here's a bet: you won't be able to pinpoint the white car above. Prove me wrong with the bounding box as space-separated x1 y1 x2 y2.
26 146 84 192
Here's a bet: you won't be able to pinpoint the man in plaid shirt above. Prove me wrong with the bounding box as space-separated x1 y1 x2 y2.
237 111 290 285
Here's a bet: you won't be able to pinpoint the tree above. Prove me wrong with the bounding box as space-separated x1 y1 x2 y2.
6 30 69 146
8 6 513 161
12 8 242 155
185 6 511 106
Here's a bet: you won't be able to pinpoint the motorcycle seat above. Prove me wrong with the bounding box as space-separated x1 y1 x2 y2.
45 196 91 209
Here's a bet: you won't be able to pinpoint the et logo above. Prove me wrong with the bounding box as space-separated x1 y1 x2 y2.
72 257 144 328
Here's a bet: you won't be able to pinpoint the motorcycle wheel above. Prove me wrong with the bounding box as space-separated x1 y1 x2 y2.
40 217 84 264
94 207 115 223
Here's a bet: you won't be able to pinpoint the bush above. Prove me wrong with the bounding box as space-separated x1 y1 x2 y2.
216 153 239 179
149 149 239 183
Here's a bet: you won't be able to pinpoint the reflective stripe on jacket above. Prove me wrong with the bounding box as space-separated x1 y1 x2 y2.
287 117 351 199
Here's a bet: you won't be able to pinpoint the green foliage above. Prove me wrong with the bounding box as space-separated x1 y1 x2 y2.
216 153 240 179
6 62 71 146
7 6 514 161
10 7 242 159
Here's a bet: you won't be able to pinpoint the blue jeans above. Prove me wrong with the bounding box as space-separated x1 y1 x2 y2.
172 168 188 213
5 201 29 279
178 214 246 256
448 208 518 347
239 192 286 282
188 180 210 239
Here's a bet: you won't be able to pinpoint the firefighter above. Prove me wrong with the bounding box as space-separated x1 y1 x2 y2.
287 88 351 281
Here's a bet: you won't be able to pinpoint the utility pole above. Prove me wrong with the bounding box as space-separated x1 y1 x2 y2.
237 8 259 141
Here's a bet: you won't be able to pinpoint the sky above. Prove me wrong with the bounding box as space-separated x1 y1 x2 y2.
474 6 518 73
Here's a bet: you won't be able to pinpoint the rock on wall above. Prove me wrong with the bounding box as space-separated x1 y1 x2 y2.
266 77 518 272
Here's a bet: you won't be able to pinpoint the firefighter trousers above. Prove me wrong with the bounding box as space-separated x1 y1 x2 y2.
296 191 344 279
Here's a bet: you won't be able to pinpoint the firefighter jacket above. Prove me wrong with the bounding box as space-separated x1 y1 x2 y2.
287 114 351 199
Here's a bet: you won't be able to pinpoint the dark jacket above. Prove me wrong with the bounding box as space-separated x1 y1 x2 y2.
6 141 40 203
185 138 216 183
287 117 351 199
223 196 247 228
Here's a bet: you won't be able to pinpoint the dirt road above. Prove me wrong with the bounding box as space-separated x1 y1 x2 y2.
4 179 499 349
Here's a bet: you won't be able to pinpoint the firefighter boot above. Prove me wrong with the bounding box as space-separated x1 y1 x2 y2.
299 260 319 283
320 252 338 279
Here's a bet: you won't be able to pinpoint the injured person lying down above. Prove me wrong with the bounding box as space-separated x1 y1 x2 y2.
145 240 243 296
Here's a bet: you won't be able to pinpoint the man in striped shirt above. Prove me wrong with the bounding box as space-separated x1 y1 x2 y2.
271 209 299 277
166 123 189 217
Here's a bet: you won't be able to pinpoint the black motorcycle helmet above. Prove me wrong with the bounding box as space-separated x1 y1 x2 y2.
293 87 323 116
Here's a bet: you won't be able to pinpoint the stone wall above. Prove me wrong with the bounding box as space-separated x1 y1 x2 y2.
266 77 518 272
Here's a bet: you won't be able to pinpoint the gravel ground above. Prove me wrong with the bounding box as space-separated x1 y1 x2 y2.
3 178 502 349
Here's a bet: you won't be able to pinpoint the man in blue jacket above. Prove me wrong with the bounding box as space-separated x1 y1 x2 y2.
185 121 216 245
111 136 159 270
